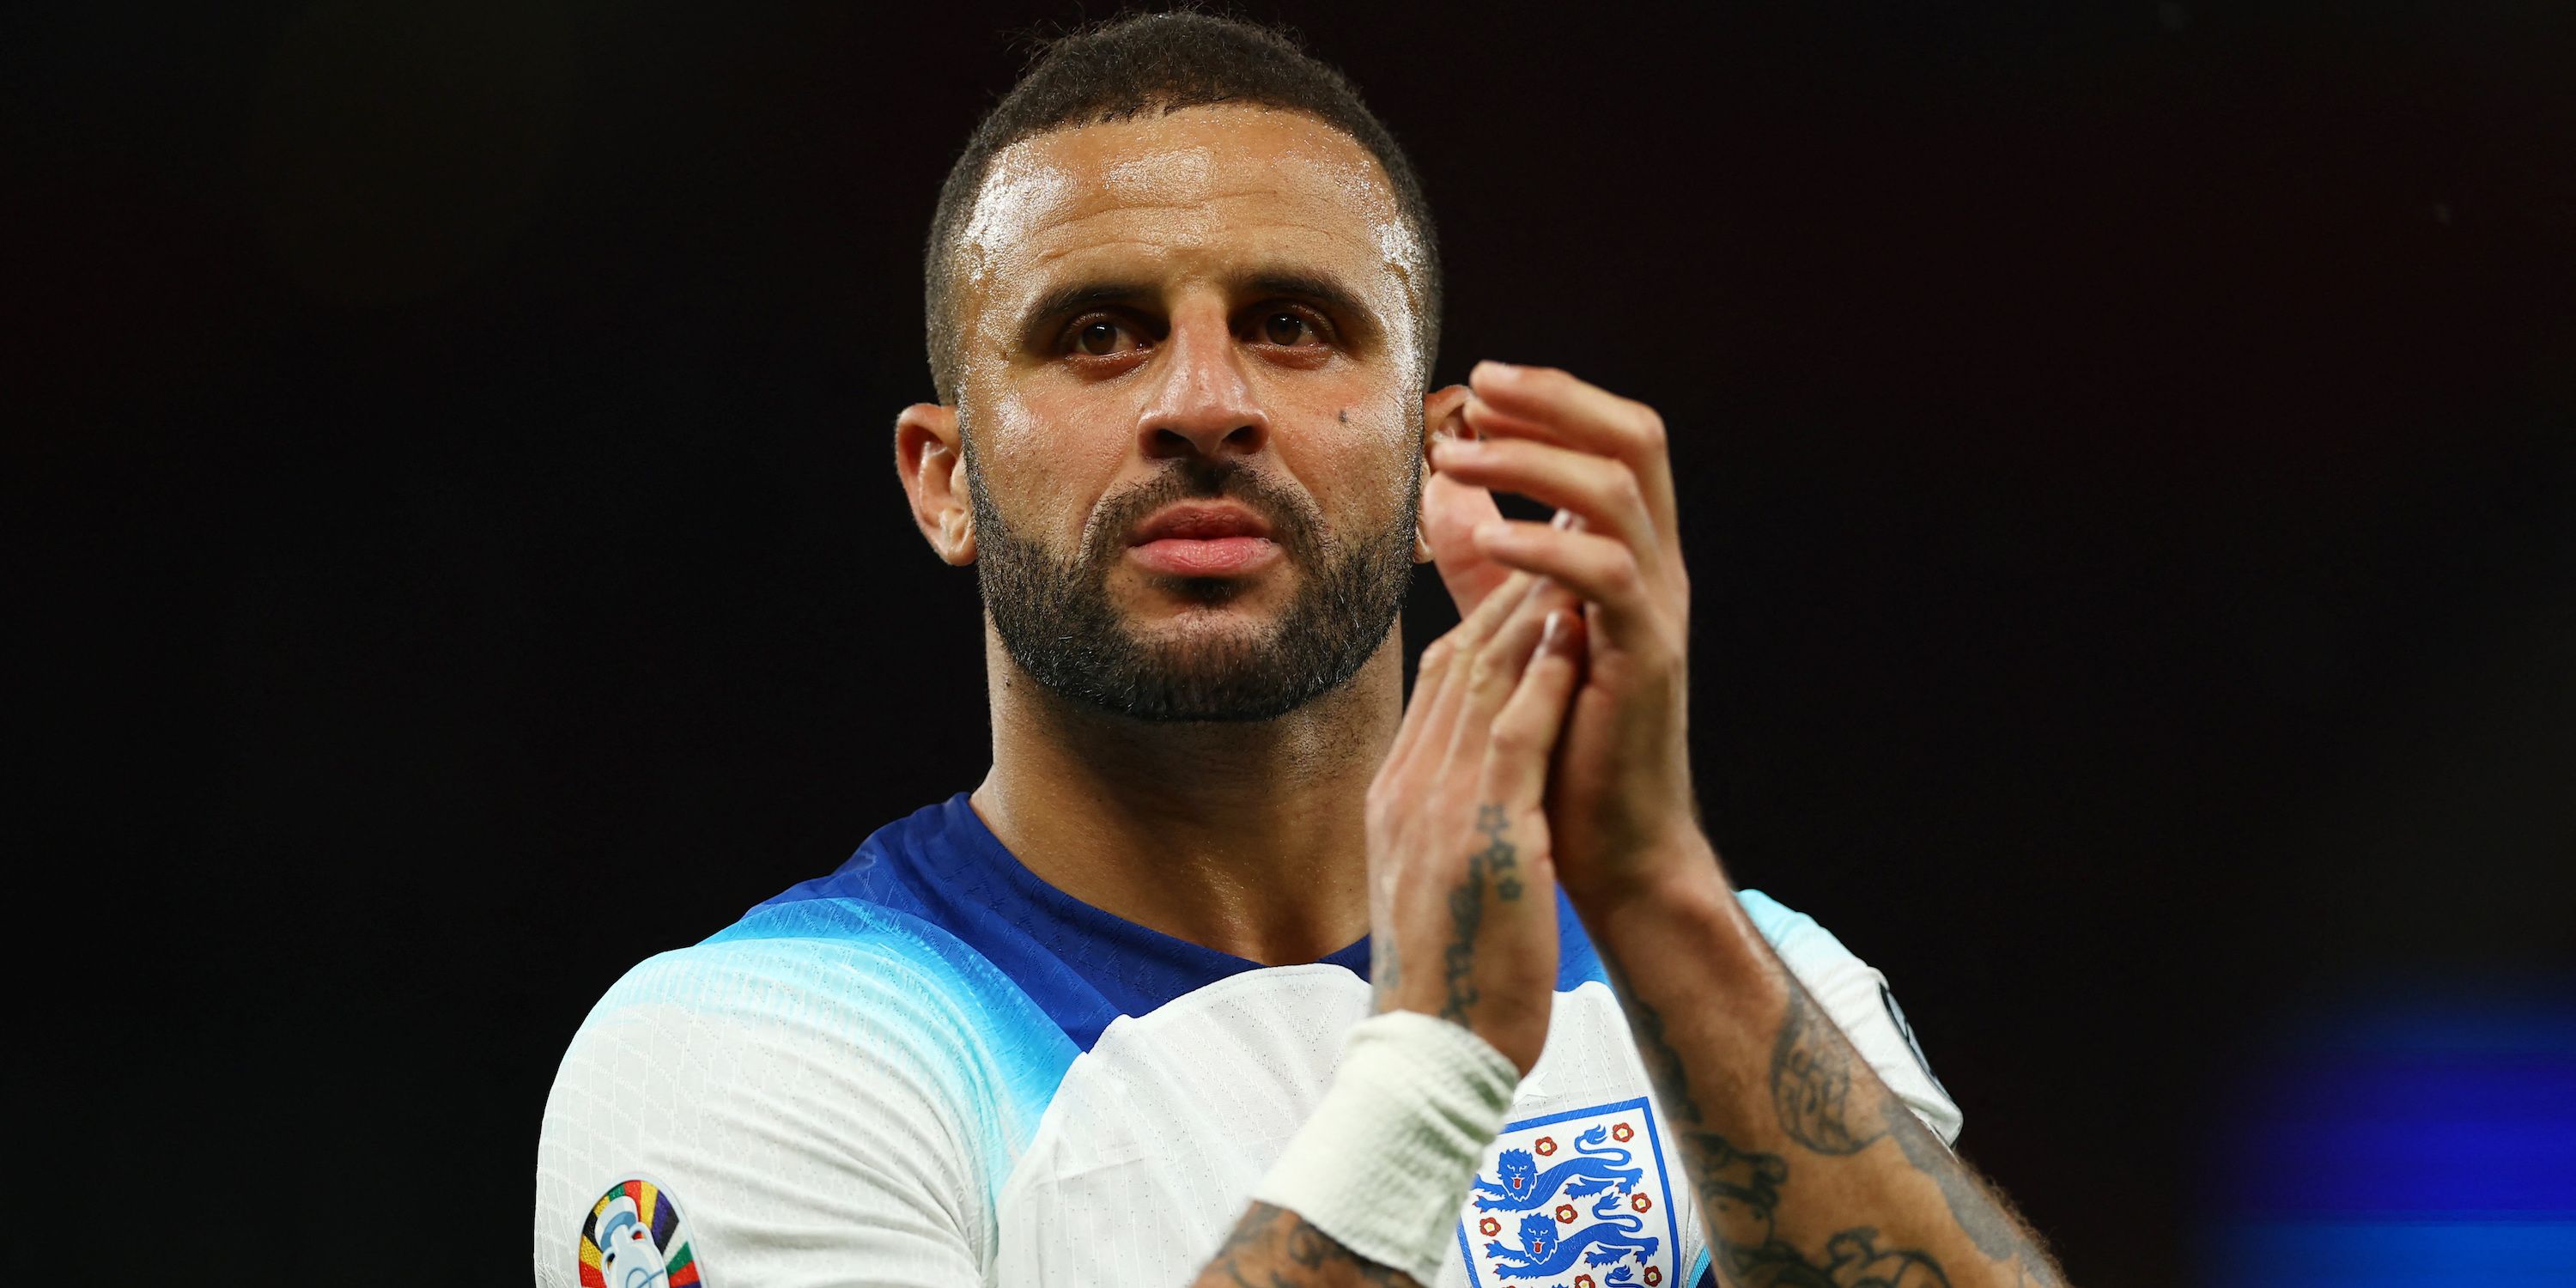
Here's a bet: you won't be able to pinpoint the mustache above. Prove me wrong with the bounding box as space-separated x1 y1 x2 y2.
1083 460 1325 565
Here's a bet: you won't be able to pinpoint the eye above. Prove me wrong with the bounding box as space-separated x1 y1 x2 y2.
1066 315 1147 358
1260 310 1320 347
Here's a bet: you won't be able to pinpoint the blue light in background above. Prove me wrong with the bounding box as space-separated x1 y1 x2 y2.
2202 994 2576 1287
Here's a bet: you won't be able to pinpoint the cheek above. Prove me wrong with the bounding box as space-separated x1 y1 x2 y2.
1302 409 1419 532
976 387 1052 460
975 387 1132 532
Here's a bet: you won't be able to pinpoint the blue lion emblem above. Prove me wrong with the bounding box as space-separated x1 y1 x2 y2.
1470 1124 1646 1212
1480 1193 1662 1279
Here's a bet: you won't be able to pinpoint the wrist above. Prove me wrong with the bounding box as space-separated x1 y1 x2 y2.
1383 993 1551 1077
1563 827 1728 922
1576 843 1779 994
1253 1012 1522 1284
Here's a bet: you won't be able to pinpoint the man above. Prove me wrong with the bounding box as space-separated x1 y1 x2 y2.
536 13 2068 1288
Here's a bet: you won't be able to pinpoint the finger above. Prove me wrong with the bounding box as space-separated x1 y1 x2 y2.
1388 570 1541 787
1455 562 1541 647
1430 435 1660 577
1463 364 1680 562
1465 363 1670 478
1441 575 1581 774
1381 629 1461 786
1483 606 1589 809
1471 519 1663 646
1422 460 1514 614
1464 396 1683 577
1427 567 1544 712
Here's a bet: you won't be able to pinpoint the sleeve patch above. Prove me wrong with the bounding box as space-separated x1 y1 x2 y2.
578 1174 705 1288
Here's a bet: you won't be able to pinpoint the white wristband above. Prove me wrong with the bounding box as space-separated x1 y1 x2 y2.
1251 1010 1523 1285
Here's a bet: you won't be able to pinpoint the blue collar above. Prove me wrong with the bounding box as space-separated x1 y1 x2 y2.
759 792 1600 1050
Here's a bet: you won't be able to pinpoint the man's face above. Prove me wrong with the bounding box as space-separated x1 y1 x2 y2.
947 104 1431 721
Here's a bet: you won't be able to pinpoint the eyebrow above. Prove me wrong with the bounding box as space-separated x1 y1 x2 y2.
1242 270 1377 337
1018 280 1156 337
1012 267 1385 348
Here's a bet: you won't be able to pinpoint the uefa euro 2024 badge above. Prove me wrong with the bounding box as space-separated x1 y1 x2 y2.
580 1176 704 1288
1458 1097 1682 1288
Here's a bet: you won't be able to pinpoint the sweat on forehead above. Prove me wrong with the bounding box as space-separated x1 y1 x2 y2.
949 106 1428 368
919 10 1446 406
959 106 1418 257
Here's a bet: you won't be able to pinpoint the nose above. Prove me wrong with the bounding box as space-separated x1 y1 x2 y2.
1136 301 1268 462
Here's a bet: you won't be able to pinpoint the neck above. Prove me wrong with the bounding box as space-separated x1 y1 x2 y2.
969 623 1404 966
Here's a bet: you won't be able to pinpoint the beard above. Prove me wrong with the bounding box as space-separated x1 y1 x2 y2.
965 440 1419 723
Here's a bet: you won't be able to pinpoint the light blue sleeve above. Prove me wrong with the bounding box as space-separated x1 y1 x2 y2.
535 897 1076 1288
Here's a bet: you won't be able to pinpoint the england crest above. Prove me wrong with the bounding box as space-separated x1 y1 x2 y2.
1457 1097 1682 1288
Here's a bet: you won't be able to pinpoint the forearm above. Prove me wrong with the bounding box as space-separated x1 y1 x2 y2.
1193 1203 1418 1288
1585 843 2065 1288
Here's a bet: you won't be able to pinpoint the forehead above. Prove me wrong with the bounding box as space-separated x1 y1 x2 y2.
956 104 1424 319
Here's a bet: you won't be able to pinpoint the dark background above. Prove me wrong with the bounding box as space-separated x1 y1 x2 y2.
13 3 2573 1285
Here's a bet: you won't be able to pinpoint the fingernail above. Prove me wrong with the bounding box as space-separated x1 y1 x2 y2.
1541 610 1566 650
1473 359 1522 382
1551 507 1578 530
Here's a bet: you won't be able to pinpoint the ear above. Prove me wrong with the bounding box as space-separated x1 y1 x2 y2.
896 402 976 566
1416 383 1473 563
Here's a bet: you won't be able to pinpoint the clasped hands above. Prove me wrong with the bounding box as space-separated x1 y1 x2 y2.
1368 361 1705 1073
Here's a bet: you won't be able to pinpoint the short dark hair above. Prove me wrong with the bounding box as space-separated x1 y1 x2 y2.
922 9 1442 404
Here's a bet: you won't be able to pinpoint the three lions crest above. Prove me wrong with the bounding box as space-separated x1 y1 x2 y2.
1457 1098 1682 1287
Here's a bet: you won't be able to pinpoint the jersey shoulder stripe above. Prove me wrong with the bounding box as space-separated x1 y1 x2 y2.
537 895 1082 1288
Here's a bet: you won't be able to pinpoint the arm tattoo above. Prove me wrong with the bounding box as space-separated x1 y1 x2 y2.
1473 804 1525 902
1620 969 2066 1286
1772 983 2064 1282
1370 929 1400 1011
1198 1202 1416 1288
1440 804 1522 1025
1769 982 1886 1155
1440 844 1486 1025
1611 969 1704 1126
1880 1101 2065 1285
1676 1126 1951 1288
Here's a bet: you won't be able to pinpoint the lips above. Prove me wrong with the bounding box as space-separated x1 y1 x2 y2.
1127 502 1274 545
1126 502 1282 577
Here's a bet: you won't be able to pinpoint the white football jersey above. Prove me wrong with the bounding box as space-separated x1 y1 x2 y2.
535 793 1960 1288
